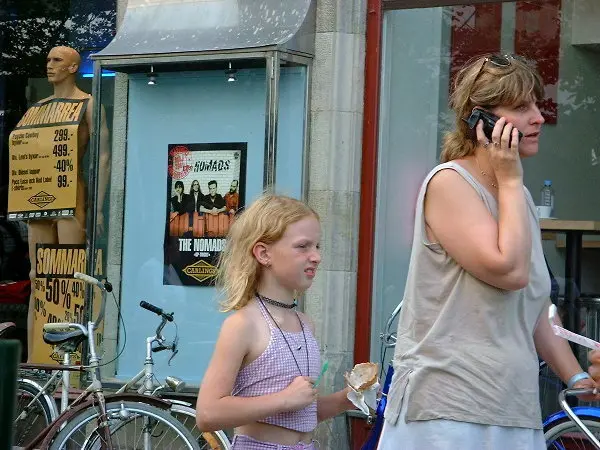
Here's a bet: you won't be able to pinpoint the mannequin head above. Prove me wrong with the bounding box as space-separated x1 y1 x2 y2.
46 46 81 85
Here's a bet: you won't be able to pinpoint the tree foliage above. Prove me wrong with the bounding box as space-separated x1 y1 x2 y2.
0 0 116 76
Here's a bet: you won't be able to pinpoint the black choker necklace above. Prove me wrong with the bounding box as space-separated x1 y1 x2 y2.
256 293 297 309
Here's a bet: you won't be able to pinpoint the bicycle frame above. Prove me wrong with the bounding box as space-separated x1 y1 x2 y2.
20 274 115 449
353 301 402 450
115 311 180 397
18 299 188 441
360 364 395 450
40 280 106 402
14 375 60 421
115 336 160 397
546 305 600 448
543 388 600 449
19 276 198 449
16 277 110 426
26 391 176 450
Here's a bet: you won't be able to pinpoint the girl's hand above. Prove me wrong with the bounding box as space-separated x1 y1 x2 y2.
279 376 318 411
475 118 523 186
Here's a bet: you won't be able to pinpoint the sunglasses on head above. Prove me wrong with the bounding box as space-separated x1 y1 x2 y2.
465 54 519 101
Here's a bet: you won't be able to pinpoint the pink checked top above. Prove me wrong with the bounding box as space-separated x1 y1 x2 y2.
231 300 320 433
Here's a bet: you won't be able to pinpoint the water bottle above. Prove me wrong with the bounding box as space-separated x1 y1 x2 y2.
540 180 555 216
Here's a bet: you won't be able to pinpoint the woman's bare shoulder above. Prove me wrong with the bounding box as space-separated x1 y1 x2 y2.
428 160 474 192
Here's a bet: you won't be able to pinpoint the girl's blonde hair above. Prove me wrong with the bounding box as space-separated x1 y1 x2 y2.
216 194 319 312
441 54 544 163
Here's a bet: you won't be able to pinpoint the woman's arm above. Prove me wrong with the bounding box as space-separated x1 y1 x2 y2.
535 302 600 400
426 121 531 291
534 302 583 383
196 312 316 431
425 169 530 290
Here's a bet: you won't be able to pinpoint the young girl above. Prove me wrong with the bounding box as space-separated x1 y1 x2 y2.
196 194 353 449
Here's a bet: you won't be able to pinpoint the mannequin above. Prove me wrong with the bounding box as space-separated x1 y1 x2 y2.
22 46 110 360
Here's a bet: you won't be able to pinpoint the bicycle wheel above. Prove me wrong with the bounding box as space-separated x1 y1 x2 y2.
48 400 200 449
13 380 57 447
170 403 231 449
61 402 231 449
544 415 600 448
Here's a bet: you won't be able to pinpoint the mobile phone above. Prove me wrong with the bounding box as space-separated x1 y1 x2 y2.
462 108 523 143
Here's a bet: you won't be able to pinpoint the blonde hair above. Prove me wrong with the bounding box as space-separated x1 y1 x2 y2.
216 194 319 312
441 54 544 163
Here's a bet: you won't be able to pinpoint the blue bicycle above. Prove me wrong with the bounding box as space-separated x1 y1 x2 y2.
351 301 400 450
543 384 600 449
355 301 600 449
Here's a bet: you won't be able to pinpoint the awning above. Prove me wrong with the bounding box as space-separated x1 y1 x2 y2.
93 0 315 60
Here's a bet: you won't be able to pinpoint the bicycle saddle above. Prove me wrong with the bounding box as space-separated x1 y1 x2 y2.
43 328 86 348
0 322 16 338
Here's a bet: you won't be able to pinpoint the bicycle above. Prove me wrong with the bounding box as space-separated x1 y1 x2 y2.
544 386 600 449
543 304 600 449
0 321 16 338
113 300 230 449
15 272 200 449
14 298 230 449
346 301 401 450
13 273 230 449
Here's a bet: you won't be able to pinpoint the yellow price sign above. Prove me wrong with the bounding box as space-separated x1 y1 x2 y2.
7 98 88 221
31 244 105 387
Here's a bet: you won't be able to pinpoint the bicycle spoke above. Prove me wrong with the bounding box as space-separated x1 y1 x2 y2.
13 385 54 446
50 403 197 449
545 419 600 449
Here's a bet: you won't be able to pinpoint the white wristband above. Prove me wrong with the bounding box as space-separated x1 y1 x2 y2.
567 372 591 389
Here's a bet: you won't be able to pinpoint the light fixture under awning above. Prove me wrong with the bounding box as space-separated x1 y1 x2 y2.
93 0 315 60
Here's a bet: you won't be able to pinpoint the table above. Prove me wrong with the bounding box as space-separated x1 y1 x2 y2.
539 220 600 335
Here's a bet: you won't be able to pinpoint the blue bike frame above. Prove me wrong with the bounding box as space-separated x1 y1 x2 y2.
543 406 600 429
361 364 395 450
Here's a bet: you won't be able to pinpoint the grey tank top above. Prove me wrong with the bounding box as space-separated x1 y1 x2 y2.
384 162 550 430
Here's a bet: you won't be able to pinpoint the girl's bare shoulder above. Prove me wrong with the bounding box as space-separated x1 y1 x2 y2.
222 300 264 337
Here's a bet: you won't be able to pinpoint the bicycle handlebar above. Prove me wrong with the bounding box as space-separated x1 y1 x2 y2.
139 301 178 362
559 387 600 448
139 301 173 322
73 272 111 330
43 323 74 332
74 272 113 292
380 300 402 348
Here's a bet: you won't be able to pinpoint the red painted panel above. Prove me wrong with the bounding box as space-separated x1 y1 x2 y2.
354 0 383 446
450 4 503 84
515 0 561 123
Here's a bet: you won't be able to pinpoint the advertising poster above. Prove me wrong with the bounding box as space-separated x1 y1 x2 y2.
164 142 247 286
31 244 104 385
7 98 88 220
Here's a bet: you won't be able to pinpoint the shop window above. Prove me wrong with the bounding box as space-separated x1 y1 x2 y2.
373 0 600 365
0 0 116 361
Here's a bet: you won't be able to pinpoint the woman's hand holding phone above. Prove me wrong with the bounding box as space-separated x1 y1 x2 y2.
475 117 523 187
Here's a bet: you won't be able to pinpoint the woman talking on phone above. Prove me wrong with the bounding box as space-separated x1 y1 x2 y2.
376 54 600 450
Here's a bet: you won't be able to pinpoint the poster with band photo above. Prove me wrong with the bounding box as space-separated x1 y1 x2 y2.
163 142 247 286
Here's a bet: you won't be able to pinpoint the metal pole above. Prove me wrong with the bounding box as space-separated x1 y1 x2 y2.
301 61 312 201
81 60 104 376
0 340 20 450
263 52 280 189
564 231 583 407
